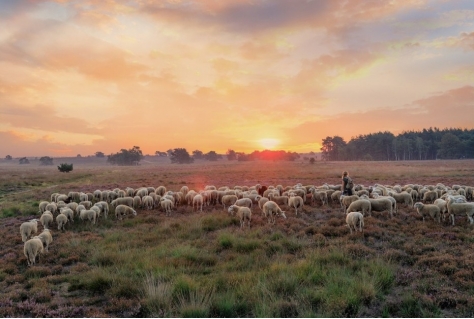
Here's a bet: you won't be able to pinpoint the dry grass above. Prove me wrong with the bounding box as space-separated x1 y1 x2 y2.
0 158 474 317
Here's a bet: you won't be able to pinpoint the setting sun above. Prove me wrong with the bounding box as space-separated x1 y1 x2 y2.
259 138 280 150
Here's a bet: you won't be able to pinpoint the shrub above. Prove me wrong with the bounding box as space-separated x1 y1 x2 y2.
57 163 73 173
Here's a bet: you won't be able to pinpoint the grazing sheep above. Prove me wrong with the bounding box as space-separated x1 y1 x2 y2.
20 219 38 242
23 237 44 266
340 195 360 212
433 198 448 221
160 198 174 216
221 195 238 209
38 201 49 213
258 197 270 211
39 211 54 229
422 190 438 204
110 197 134 209
60 208 75 223
228 205 252 229
288 195 304 216
90 205 102 219
35 229 53 252
446 196 474 225
66 202 79 212
193 194 204 212
330 190 342 204
346 199 372 217
234 198 253 209
413 202 441 223
94 201 110 219
130 195 141 209
389 191 413 208
76 204 86 216
346 211 364 234
125 187 135 197
371 194 397 214
360 195 393 218
115 204 137 220
155 186 167 196
268 194 289 207
310 188 328 206
56 194 70 203
79 209 97 225
142 195 154 210
45 202 58 215
79 201 93 209
93 190 102 201
180 186 189 196
56 213 68 231
262 201 287 224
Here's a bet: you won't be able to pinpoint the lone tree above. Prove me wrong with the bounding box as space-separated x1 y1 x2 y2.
204 151 219 161
58 163 73 173
95 151 105 158
39 156 54 165
5 155 12 160
19 157 30 164
192 150 203 160
309 157 316 164
169 148 194 164
155 151 167 157
107 146 144 166
226 149 236 161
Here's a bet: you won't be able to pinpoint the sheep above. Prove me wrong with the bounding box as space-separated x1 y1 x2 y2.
76 204 86 216
258 196 270 211
38 201 49 213
234 198 253 209
93 190 102 201
155 186 167 196
446 196 474 226
193 194 204 212
288 195 304 216
20 219 38 242
371 194 397 214
56 194 70 203
56 213 68 231
125 187 135 197
360 195 393 218
340 195 360 212
128 196 140 209
35 229 53 252
59 207 75 223
413 202 441 223
180 186 189 196
66 201 79 212
94 201 110 219
330 190 342 204
388 191 413 208
422 190 438 204
142 195 154 210
115 204 137 220
433 198 448 221
79 209 97 225
23 237 44 266
268 194 289 207
221 195 238 209
346 199 371 217
262 201 287 224
110 197 134 209
39 211 54 229
160 198 174 216
90 205 102 219
346 211 364 234
45 202 58 215
310 188 328 206
228 205 252 229
79 200 93 209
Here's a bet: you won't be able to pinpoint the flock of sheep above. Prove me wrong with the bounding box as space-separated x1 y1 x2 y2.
19 182 474 266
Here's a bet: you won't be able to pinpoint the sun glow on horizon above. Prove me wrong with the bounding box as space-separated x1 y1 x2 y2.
259 138 280 150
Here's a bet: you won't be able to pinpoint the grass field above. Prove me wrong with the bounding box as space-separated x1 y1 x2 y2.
1 158 474 317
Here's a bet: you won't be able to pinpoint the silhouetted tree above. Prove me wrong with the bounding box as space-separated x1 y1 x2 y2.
169 148 194 164
19 157 29 164
107 146 144 166
155 151 167 157
309 157 316 164
226 149 237 161
95 151 105 158
39 156 54 165
204 151 219 161
192 150 204 160
5 155 12 160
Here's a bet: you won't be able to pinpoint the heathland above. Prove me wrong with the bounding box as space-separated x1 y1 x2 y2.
1 158 474 317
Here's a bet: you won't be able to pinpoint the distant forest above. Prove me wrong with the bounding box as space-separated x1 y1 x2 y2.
320 127 474 161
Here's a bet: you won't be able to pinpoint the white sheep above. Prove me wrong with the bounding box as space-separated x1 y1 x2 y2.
66 202 79 212
193 194 204 212
45 202 58 215
155 186 167 196
258 197 270 211
422 190 438 204
94 201 109 219
389 191 413 208
346 199 371 217
160 198 174 216
262 201 287 224
20 219 39 242
23 237 44 266
433 198 448 221
38 201 49 213
288 195 304 216
221 195 238 209
446 196 474 225
90 205 102 219
115 204 137 220
39 211 54 229
234 198 253 209
56 213 68 231
228 205 252 229
79 209 97 225
142 195 154 210
110 197 134 209
413 202 441 223
360 195 393 218
346 211 364 234
76 204 86 216
79 200 93 209
310 188 328 206
35 229 53 252
340 195 360 212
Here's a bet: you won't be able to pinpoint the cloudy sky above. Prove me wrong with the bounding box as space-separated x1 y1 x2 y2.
1 0 474 157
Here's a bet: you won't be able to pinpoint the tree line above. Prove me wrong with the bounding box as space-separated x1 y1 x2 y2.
320 127 474 161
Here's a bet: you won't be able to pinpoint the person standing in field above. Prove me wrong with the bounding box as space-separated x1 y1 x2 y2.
342 171 353 196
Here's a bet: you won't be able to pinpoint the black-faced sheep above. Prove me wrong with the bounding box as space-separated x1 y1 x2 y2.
24 237 44 266
228 205 252 229
346 211 364 234
20 219 38 242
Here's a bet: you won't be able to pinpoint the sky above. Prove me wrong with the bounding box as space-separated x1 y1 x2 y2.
1 0 474 157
